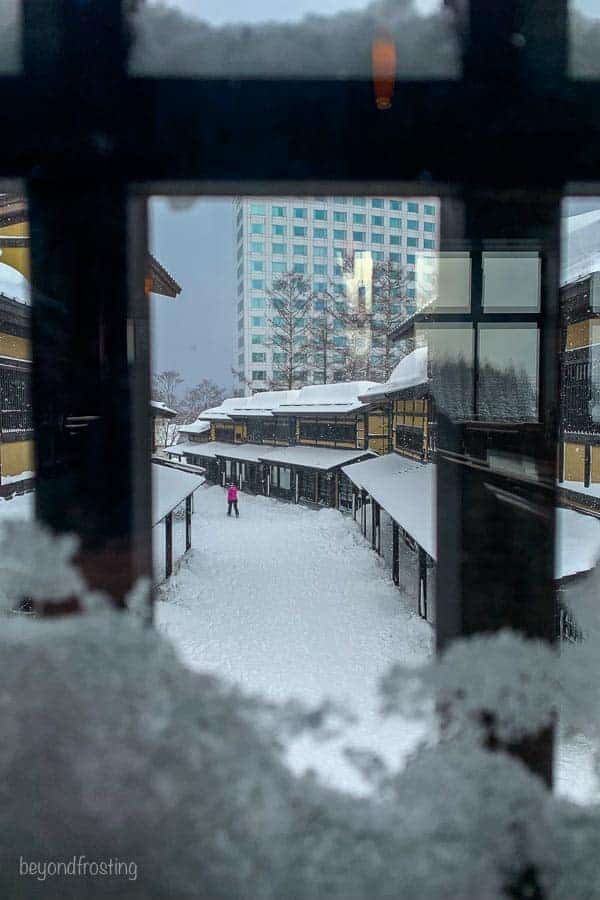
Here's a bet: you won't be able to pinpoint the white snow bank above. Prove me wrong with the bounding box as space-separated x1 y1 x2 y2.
0 490 33 521
556 507 600 579
152 462 204 524
0 262 30 305
157 485 432 796
0 469 34 486
359 346 428 400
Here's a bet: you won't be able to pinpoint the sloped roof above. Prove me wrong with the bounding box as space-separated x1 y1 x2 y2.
359 347 428 402
278 381 379 415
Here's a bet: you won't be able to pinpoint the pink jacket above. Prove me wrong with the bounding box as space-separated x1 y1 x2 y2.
227 485 238 502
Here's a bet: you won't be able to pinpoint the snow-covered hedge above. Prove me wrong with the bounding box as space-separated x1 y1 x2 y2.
1 520 600 898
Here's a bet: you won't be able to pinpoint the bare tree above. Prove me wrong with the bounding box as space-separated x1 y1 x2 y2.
152 370 183 411
181 379 226 423
230 365 253 395
266 271 313 390
308 287 348 384
152 370 183 447
367 261 410 381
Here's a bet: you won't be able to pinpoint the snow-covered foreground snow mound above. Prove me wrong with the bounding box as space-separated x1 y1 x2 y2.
1 515 600 897
156 485 433 793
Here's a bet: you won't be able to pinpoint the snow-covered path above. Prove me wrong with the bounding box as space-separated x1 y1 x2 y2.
156 484 433 794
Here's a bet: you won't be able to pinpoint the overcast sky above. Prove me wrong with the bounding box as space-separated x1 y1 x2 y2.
153 0 600 20
150 198 236 392
149 196 600 394
149 0 443 26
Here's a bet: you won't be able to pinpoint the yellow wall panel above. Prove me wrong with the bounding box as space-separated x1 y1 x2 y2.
566 320 591 351
0 222 30 280
0 333 31 361
368 413 386 435
564 442 585 482
591 446 600 484
1 440 34 478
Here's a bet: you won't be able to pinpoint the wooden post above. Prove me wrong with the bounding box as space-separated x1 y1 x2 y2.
165 512 173 579
185 495 192 552
392 521 400 586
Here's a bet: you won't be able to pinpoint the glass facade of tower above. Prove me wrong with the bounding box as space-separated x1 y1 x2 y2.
234 197 439 392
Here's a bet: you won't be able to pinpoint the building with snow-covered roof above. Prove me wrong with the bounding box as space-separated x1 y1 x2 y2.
166 380 382 506
234 195 440 394
0 193 183 491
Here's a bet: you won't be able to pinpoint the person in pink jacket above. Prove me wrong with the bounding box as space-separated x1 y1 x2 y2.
227 482 239 518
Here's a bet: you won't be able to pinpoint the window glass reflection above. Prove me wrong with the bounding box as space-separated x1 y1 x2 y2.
416 251 471 314
130 0 460 79
424 323 474 420
482 251 541 313
478 324 539 422
570 0 600 78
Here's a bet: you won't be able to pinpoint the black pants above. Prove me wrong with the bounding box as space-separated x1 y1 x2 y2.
227 500 239 517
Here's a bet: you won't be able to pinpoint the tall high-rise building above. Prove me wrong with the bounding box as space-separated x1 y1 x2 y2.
233 196 439 393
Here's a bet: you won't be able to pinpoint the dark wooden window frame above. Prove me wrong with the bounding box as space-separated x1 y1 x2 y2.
2 0 592 786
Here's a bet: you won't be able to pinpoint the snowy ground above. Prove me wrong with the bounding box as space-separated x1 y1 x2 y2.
156 484 434 794
1 485 597 801
156 485 600 802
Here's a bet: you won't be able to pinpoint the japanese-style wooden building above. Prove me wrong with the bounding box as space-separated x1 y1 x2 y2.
166 383 379 508
0 192 181 492
558 270 600 503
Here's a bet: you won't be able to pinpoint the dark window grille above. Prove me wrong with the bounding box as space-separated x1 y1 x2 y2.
299 420 355 445
395 425 424 456
214 425 234 443
0 365 33 433
297 470 317 503
338 473 353 511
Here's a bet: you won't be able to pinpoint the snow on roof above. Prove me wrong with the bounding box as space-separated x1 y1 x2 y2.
562 211 600 286
343 452 600 579
197 397 249 421
556 507 600 580
178 420 211 435
261 445 374 471
165 441 240 460
152 462 204 525
0 262 30 305
165 441 210 459
359 348 428 402
215 444 278 463
343 454 436 558
151 400 178 417
278 381 379 415
228 390 302 417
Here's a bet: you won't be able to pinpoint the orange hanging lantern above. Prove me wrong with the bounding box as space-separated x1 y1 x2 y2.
372 32 396 111
144 276 153 295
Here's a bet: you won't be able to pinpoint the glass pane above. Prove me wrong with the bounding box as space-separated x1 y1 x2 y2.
0 1 20 74
130 0 460 79
0 189 34 526
424 323 474 419
569 0 600 78
416 250 471 313
149 189 442 793
478 323 539 422
482 251 541 313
